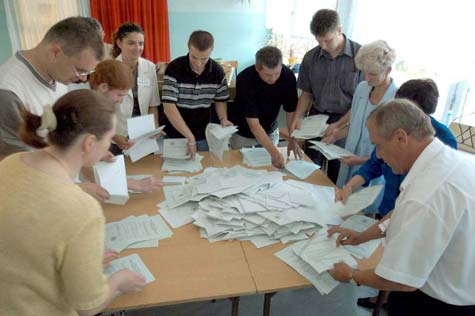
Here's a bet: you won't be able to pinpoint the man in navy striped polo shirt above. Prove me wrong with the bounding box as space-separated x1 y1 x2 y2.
161 30 232 158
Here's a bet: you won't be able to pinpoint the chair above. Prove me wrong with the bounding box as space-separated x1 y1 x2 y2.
449 122 475 153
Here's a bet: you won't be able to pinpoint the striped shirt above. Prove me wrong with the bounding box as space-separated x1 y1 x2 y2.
161 55 229 140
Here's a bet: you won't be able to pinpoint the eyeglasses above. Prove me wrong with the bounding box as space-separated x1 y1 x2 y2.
72 65 95 78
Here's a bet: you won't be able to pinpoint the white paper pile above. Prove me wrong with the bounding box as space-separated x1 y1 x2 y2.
158 166 344 248
308 140 355 160
125 115 164 162
275 214 382 295
205 123 238 160
275 239 339 295
241 147 273 167
105 214 173 252
105 254 155 284
291 115 329 139
162 138 190 159
285 159 321 179
162 154 204 173
93 155 129 205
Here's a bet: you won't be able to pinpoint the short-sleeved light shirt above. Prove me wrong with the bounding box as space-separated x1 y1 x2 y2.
0 52 68 154
375 139 475 306
297 35 362 115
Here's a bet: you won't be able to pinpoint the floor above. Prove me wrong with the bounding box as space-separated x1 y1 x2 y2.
106 284 386 316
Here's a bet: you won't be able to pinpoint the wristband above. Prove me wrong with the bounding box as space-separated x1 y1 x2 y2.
349 269 360 286
343 185 352 194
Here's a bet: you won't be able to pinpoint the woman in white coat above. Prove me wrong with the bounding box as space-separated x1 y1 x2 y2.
111 22 160 151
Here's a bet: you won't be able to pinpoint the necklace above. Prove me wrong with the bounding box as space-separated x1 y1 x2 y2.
42 149 74 182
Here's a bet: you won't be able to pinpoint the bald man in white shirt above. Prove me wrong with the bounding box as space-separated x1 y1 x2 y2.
328 99 475 316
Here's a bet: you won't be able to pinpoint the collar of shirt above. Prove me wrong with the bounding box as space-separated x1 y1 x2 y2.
185 53 213 77
400 138 444 192
318 34 354 59
16 51 57 91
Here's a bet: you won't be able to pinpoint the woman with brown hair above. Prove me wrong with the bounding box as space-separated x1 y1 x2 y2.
0 90 146 316
111 22 161 151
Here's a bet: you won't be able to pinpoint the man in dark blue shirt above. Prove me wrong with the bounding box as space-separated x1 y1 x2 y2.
230 46 302 168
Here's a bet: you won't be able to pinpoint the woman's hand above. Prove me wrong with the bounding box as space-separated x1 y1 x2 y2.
113 135 135 150
128 176 163 193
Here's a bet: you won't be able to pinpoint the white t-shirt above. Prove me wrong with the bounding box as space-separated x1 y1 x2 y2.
0 51 68 115
375 138 475 305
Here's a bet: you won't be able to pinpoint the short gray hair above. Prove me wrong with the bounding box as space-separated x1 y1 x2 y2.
368 98 435 140
255 46 283 69
355 40 396 73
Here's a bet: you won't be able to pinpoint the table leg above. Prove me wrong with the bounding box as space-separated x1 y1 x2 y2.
229 296 240 316
263 292 277 316
372 290 387 316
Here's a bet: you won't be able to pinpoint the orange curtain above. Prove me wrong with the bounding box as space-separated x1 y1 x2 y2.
90 0 170 63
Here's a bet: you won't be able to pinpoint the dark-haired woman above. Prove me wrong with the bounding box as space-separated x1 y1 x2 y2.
111 22 160 151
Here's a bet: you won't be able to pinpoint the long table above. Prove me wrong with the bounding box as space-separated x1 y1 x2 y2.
103 150 379 315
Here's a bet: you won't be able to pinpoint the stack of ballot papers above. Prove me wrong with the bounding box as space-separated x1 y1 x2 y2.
105 254 155 284
240 147 274 167
162 154 204 173
205 123 238 160
124 115 164 162
285 159 320 179
291 115 329 139
161 138 204 172
157 165 350 248
275 214 380 295
93 155 129 205
308 140 355 160
162 138 190 159
105 214 173 252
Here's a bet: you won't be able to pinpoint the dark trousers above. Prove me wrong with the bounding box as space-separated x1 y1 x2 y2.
388 290 475 316
304 109 345 184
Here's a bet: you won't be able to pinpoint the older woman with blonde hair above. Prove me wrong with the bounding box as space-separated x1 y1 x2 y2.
323 40 398 188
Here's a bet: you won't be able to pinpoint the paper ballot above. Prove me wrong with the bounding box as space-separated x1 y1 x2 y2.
240 147 273 167
275 239 339 295
291 115 329 139
105 215 173 252
340 215 382 259
206 123 238 160
126 115 164 162
104 254 155 284
93 155 129 205
163 138 190 159
331 185 384 217
308 140 355 160
298 232 357 274
285 160 320 179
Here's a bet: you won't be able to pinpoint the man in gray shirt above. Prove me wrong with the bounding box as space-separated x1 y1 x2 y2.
290 9 363 182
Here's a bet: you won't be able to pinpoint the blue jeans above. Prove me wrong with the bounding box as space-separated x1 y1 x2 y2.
196 139 209 151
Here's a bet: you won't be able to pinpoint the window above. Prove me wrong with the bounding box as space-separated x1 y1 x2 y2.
350 0 475 124
5 0 86 51
265 0 337 64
